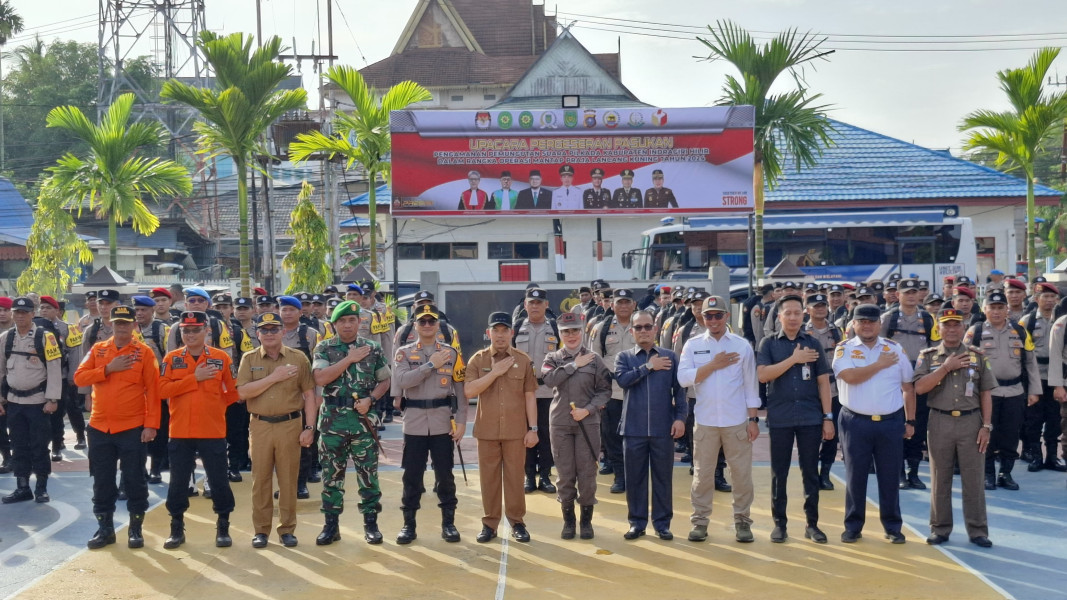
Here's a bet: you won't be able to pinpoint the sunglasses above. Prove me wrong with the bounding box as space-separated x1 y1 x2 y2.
631 324 655 331
702 312 727 321
417 318 438 325
258 328 281 334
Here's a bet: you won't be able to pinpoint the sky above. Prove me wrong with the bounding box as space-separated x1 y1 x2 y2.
9 0 1067 154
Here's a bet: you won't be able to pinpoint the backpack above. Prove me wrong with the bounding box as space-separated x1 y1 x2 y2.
971 320 1032 392
4 326 50 365
295 323 314 363
886 309 936 344
511 317 560 348
396 318 455 348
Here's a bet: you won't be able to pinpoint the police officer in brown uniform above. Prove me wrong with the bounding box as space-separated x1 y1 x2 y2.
582 168 611 209
589 288 639 493
913 308 995 548
391 304 466 544
513 287 560 494
610 169 642 209
643 170 679 209
963 290 1040 491
541 312 611 539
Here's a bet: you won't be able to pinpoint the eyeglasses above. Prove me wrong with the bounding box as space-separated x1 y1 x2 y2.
182 326 205 334
702 312 727 321
631 324 655 331
258 328 281 334
417 318 438 325
185 297 207 304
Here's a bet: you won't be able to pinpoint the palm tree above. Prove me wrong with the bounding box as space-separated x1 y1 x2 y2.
161 31 307 296
698 20 834 279
961 47 1067 277
46 93 192 269
0 0 24 171
288 65 431 275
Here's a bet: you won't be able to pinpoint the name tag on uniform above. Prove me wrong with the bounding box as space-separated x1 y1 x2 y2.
206 358 224 369
695 350 710 355
172 357 188 369
250 367 264 372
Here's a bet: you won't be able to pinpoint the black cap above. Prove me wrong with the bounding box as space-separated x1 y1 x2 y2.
888 273 902 281
828 284 844 294
212 293 233 305
985 291 1007 305
924 293 944 304
179 311 209 326
234 297 254 308
1033 276 1048 284
11 297 33 312
256 295 275 305
110 306 135 322
853 304 882 321
918 280 930 289
310 294 325 304
804 282 818 290
899 279 920 291
559 164 575 175
620 169 635 178
97 289 121 302
691 290 711 303
856 286 875 297
885 281 898 290
324 285 339 294
870 282 885 292
255 312 282 326
488 311 512 328
415 290 435 302
672 289 685 300
525 288 548 301
956 275 973 286
651 169 664 177
296 292 312 302
613 288 635 300
327 298 342 309
806 293 828 306
782 281 798 289
85 290 98 299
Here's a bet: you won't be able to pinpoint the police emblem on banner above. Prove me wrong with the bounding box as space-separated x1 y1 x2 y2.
584 109 597 128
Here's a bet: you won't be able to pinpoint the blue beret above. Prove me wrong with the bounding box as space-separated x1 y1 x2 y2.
184 287 210 301
346 283 364 294
131 295 156 307
278 295 302 309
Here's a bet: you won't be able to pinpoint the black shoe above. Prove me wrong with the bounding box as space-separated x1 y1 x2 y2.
317 514 341 546
164 517 185 550
714 476 732 493
440 508 460 543
997 473 1019 490
87 513 117 550
655 528 673 541
227 470 242 483
364 513 384 544
203 488 212 499
0 452 12 474
511 523 530 542
579 505 594 540
148 472 163 484
804 526 827 544
117 488 128 501
538 477 556 493
623 526 646 540
128 513 145 549
819 464 835 491
675 441 686 453
3 478 33 504
51 451 62 462
984 473 996 491
297 485 310 500
885 531 906 544
216 518 232 548
770 526 787 543
396 511 418 545
610 480 625 494
252 533 269 548
898 471 909 490
970 536 993 548
841 530 862 543
906 472 926 490
1028 457 1045 472
598 464 613 475
926 533 949 545
679 454 692 464
1020 448 1035 463
524 475 536 493
1044 458 1067 472
280 533 298 548
188 486 199 497
308 470 322 483
74 436 87 450
34 477 49 503
476 525 497 543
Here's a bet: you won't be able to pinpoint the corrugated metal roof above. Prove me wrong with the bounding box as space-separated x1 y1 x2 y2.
86 227 179 250
767 120 1064 203
0 178 35 228
339 217 372 227
342 185 391 207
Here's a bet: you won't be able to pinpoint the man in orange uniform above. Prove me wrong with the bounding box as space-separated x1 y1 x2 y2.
159 311 240 550
74 305 161 550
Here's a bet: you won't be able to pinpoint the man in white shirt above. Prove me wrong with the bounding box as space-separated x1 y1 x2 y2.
832 303 916 544
551 164 581 210
678 296 760 544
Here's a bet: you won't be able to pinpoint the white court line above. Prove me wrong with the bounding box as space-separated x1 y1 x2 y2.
0 500 80 565
495 527 511 600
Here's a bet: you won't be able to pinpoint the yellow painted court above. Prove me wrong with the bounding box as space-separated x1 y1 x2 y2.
15 468 1003 600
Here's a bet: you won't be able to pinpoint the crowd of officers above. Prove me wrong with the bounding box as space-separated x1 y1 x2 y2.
0 270 1064 552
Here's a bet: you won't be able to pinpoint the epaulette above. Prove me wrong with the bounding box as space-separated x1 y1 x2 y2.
835 338 849 346
884 338 901 346
918 347 938 356
968 345 985 355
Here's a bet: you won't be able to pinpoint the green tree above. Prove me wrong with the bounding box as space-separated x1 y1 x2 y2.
45 92 192 269
16 183 93 297
283 181 331 294
698 20 834 279
961 48 1067 275
161 31 307 297
289 65 431 275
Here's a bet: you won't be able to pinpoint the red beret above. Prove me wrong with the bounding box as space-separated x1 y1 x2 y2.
0 297 11 309
150 287 172 299
1006 279 1026 291
1036 282 1060 296
954 287 975 299
253 287 268 296
40 296 60 310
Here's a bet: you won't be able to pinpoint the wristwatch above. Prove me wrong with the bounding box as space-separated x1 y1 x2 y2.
905 419 917 426
982 423 993 431
529 426 539 432
747 416 759 423
822 412 833 421
304 425 313 431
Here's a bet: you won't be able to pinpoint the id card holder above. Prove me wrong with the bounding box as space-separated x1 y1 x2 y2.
965 381 974 397
801 364 811 381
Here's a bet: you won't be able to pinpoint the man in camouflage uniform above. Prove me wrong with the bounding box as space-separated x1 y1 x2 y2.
312 300 391 546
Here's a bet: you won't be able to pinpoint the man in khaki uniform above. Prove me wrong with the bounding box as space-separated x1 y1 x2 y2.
589 288 638 493
913 308 995 548
513 287 560 494
464 311 539 543
391 304 466 545
236 312 316 549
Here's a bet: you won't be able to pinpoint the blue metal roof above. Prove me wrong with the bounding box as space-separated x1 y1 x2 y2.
687 208 951 231
0 178 35 228
767 120 1064 203
340 217 372 227
342 185 391 207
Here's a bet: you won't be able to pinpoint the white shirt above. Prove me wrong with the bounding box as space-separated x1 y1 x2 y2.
678 330 760 427
552 186 582 210
832 336 913 415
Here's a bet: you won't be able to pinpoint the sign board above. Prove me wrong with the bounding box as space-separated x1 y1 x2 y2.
389 106 755 217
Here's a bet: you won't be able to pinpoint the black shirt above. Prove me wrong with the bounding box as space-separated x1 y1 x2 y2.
756 329 830 428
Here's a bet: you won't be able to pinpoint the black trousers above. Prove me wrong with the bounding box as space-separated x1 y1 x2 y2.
987 394 1026 472
623 435 674 530
602 399 624 480
50 383 85 449
147 406 170 470
524 397 554 478
819 397 843 464
1022 383 1061 450
88 425 148 514
769 424 823 527
225 402 250 471
0 411 9 452
7 402 51 478
902 393 929 468
299 429 322 485
400 433 456 511
840 407 904 535
166 438 234 517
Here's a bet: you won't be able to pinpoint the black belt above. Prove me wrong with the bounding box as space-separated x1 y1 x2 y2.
404 398 451 409
251 411 302 423
996 376 1021 387
537 377 545 386
844 407 903 422
929 407 980 417
1037 356 1050 365
323 396 358 409
8 382 47 397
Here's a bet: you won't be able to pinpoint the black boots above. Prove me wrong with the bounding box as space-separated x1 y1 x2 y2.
0 449 12 474
2 477 32 503
579 505 594 540
396 510 417 545
905 462 926 490
87 513 116 549
34 475 49 503
164 516 185 550
441 508 460 542
1044 444 1067 472
997 459 1019 490
215 514 232 547
128 512 145 548
714 466 732 493
819 462 835 491
317 513 341 546
561 505 576 540
524 474 536 493
364 512 383 545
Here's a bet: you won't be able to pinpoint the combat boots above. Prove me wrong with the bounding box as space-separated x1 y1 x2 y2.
561 504 576 540
819 462 835 491
997 459 1020 490
905 461 926 490
579 505 595 540
396 509 417 545
0 448 12 474
215 514 232 547
316 513 341 546
441 508 460 543
33 475 49 503
86 513 116 549
163 516 185 550
1045 443 1067 472
2 477 33 503
128 512 145 548
364 512 383 545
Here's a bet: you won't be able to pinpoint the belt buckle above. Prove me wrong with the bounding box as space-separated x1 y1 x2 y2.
871 415 882 422
951 410 961 417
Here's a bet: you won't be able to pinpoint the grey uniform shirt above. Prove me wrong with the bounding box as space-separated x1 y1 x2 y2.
0 325 63 404
136 321 167 364
964 321 1041 398
589 317 635 400
1019 311 1054 381
391 340 466 436
1047 315 1067 388
541 345 611 427
238 320 261 350
282 325 319 358
672 320 706 400
804 320 843 396
880 309 933 362
513 319 558 399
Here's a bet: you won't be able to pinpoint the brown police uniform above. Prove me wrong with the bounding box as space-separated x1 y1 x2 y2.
513 317 559 485
235 345 314 537
643 187 678 209
913 343 996 539
466 346 537 530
